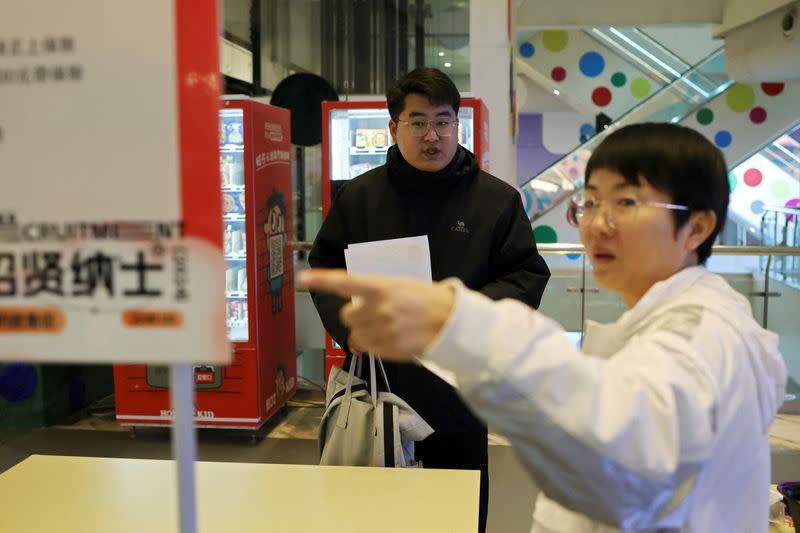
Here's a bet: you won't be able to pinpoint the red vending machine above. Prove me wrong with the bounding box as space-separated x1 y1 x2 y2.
319 97 489 379
113 97 297 430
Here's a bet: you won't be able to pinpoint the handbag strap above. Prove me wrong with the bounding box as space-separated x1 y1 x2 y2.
355 352 364 377
368 354 378 408
335 352 359 429
360 352 392 394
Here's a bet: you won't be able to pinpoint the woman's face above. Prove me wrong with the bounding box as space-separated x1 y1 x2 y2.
579 168 699 307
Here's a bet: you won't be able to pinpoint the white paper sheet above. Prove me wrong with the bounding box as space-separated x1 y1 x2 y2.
343 236 458 387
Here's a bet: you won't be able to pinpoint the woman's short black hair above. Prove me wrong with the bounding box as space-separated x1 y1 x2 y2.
585 123 729 264
386 67 461 121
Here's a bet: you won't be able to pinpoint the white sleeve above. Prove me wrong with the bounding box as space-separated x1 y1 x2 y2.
423 281 719 530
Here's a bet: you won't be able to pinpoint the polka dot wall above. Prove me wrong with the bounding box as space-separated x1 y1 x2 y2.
687 81 800 232
532 197 583 266
728 153 800 231
517 29 800 247
517 29 666 121
688 82 800 166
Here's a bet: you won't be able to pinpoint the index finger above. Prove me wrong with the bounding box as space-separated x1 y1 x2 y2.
297 268 387 300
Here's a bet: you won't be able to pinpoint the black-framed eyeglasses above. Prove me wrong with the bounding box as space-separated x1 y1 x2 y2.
396 118 458 137
566 193 689 229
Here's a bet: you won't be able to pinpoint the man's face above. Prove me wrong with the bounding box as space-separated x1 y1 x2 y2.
389 93 459 173
579 168 696 307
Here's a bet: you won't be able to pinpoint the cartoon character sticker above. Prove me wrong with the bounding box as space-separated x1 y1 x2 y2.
263 188 287 314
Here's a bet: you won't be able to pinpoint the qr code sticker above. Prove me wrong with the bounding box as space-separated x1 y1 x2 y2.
269 235 284 278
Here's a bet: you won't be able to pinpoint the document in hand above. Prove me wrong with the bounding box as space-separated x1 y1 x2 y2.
343 236 458 387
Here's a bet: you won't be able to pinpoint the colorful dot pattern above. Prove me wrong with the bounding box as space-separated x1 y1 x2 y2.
726 83 756 113
579 52 605 77
786 199 800 222
592 87 612 107
516 30 799 235
542 31 568 52
714 130 732 148
744 168 763 187
749 107 767 124
693 80 793 151
730 160 797 228
697 108 714 125
771 179 790 198
519 42 535 58
761 83 785 96
533 225 558 244
579 123 595 143
518 29 678 117
630 77 651 99
787 198 800 222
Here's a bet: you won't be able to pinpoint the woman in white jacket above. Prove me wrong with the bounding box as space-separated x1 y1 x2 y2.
299 123 788 532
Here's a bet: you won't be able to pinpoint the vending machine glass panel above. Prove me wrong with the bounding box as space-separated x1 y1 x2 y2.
220 108 248 342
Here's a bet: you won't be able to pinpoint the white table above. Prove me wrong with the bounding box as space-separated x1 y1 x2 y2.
0 454 479 532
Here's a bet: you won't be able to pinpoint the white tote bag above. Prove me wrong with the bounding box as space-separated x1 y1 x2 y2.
319 355 433 467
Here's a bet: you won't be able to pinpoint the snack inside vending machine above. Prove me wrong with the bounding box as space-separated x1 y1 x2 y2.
113 97 297 430
319 97 489 379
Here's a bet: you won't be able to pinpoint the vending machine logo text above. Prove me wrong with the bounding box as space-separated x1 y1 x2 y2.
264 122 283 141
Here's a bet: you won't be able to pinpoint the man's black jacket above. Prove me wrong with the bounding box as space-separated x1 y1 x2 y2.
309 145 550 432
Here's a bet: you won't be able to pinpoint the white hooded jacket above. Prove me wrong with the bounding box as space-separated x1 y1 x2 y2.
425 266 787 532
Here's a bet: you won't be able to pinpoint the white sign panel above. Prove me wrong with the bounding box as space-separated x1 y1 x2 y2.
0 0 229 363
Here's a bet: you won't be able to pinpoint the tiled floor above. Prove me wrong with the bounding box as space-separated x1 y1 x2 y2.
2 390 800 533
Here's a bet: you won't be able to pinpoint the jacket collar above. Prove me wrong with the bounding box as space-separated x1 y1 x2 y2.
385 144 477 192
582 266 709 357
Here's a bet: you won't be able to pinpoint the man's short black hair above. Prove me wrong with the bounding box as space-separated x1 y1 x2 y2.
585 123 729 264
386 67 461 121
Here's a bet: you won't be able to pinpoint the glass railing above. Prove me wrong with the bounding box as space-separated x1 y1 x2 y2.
520 48 731 221
535 243 800 400
292 241 800 399
761 206 800 289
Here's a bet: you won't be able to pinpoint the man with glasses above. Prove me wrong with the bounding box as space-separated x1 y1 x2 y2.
302 123 787 532
309 67 550 532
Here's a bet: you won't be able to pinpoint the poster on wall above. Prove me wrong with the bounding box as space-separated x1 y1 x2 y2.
0 0 229 364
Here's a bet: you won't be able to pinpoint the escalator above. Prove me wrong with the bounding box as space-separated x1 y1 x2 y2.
518 47 800 224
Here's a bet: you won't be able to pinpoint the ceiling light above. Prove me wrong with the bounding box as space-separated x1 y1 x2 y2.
444 62 452 68
553 89 560 95
438 52 445 57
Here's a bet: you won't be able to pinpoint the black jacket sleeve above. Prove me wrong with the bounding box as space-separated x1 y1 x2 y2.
307 189 352 352
479 192 550 309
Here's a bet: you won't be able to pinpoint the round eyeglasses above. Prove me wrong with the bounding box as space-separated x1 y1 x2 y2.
396 118 458 137
566 193 689 229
